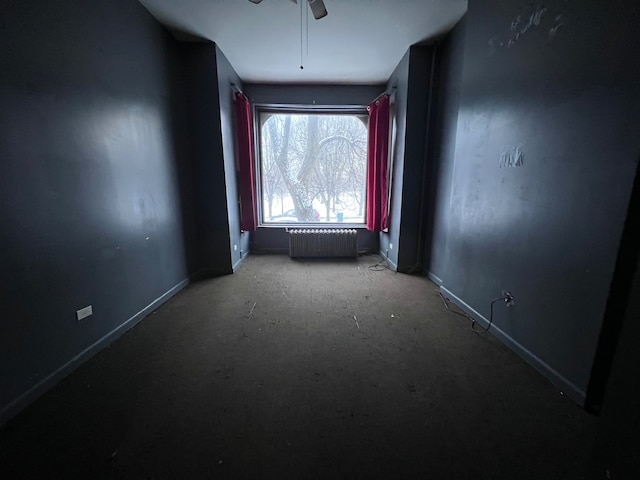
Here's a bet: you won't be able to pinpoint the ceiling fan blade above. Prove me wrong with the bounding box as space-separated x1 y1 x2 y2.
307 0 327 20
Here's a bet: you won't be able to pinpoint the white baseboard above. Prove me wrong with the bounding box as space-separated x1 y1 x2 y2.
439 285 586 406
379 250 398 271
232 250 250 272
427 272 443 285
0 275 193 426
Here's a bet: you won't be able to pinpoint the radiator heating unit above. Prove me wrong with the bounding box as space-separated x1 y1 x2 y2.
289 229 357 258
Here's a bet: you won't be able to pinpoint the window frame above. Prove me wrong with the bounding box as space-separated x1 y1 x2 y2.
253 103 369 228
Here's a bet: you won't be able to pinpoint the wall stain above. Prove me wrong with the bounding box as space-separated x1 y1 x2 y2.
489 4 568 54
499 146 525 168
549 14 564 38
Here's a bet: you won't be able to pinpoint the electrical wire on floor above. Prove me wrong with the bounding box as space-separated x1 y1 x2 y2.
368 254 391 271
471 297 507 334
437 290 508 334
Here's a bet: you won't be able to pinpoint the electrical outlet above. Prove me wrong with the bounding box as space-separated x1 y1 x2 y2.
502 290 515 307
76 305 93 321
234 244 238 251
389 243 393 250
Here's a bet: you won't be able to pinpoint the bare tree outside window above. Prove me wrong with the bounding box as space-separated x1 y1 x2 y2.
260 112 367 224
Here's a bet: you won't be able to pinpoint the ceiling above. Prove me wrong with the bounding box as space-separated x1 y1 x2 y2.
138 0 467 84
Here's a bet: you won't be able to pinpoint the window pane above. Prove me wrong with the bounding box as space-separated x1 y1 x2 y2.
260 112 367 224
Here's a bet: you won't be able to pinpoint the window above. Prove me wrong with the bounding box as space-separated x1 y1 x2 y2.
257 109 368 225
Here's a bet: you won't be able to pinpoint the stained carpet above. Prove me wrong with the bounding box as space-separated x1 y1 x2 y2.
0 254 596 479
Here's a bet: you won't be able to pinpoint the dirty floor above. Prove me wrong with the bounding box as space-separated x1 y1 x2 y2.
0 254 596 479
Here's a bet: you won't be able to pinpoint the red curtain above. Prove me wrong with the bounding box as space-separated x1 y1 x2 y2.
366 94 390 231
235 92 257 231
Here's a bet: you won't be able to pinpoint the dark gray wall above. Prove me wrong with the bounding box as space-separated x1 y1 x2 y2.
215 46 250 271
396 46 434 272
590 261 640 478
181 44 232 275
586 165 640 412
181 42 247 275
245 84 383 107
423 19 466 284
244 84 383 254
432 0 640 403
380 52 409 269
589 171 640 478
0 0 197 420
381 46 434 272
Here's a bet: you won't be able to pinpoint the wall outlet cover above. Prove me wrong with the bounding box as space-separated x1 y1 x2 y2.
76 305 93 321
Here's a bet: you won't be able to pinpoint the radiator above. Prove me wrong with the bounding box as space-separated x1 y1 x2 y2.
289 229 357 258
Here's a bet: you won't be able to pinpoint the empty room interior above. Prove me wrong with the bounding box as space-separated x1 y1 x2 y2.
1 0 639 478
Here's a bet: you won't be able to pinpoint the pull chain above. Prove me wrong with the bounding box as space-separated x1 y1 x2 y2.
300 0 304 69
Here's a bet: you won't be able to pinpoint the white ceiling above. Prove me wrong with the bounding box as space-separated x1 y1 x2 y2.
138 0 467 84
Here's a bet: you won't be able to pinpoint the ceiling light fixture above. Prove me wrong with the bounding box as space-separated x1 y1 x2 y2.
248 0 328 21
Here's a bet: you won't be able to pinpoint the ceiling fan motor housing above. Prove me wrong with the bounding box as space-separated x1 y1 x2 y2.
248 0 328 20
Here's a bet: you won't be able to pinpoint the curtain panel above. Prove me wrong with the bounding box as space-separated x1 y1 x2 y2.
366 94 390 231
235 92 257 231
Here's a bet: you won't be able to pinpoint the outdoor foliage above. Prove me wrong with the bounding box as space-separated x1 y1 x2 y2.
260 113 367 223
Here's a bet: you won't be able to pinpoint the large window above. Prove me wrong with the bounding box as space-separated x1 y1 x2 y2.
258 109 368 225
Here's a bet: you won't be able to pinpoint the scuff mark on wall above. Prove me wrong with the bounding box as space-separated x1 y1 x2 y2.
499 146 525 168
549 14 564 38
489 4 567 54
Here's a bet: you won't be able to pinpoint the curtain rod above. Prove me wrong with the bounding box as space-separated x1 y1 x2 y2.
372 87 396 103
231 83 244 95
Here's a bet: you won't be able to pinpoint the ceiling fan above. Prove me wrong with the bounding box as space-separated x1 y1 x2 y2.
248 0 328 20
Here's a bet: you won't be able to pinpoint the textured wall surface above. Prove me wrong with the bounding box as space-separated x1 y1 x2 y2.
0 0 198 418
379 51 409 270
181 44 232 275
381 46 434 272
432 0 640 402
215 47 250 271
423 18 466 283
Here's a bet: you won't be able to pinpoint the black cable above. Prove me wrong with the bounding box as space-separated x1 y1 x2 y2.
368 255 390 271
470 297 505 334
437 290 506 334
437 291 473 320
